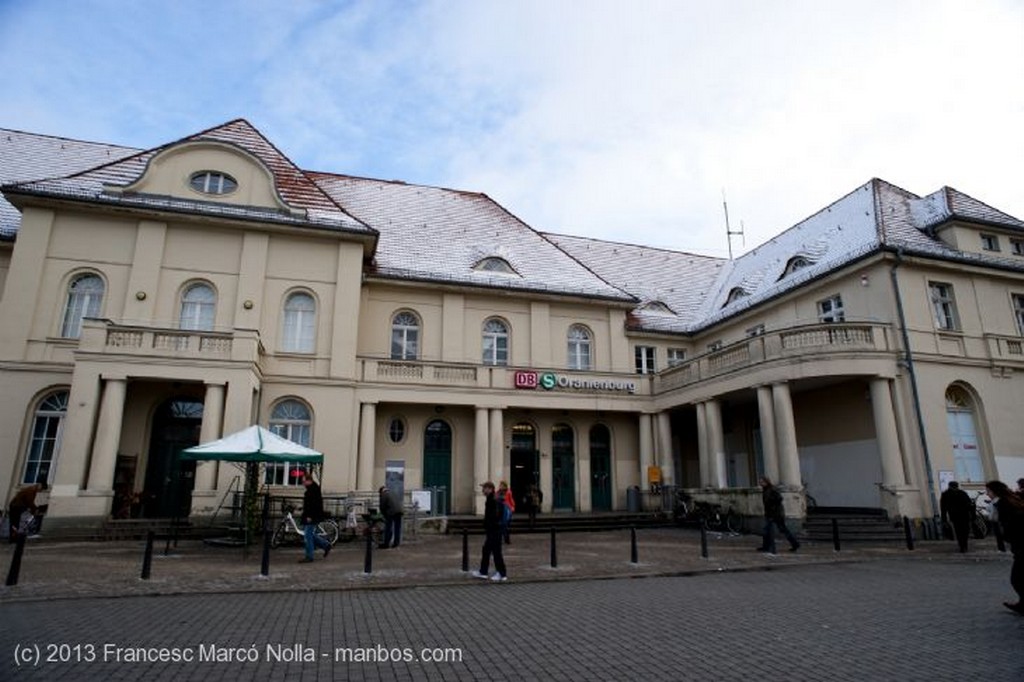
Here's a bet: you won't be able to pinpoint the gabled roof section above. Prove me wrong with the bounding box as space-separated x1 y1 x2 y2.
310 173 634 302
2 119 374 237
544 234 725 333
0 128 140 238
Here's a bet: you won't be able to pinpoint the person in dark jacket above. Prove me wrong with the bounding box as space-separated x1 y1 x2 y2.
986 480 1024 614
8 482 45 542
940 481 974 552
299 473 331 563
378 485 403 549
757 476 800 554
471 481 507 582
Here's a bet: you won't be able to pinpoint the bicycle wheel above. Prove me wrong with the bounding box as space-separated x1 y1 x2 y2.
725 510 743 534
317 519 340 546
270 522 288 548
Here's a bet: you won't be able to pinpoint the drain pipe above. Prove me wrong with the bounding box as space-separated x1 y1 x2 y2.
889 249 939 517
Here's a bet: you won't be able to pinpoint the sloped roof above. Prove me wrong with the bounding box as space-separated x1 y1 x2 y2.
0 128 139 238
310 173 635 302
3 119 374 237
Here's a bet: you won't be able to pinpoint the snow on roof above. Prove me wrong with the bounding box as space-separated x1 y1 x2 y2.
310 173 634 302
0 128 139 238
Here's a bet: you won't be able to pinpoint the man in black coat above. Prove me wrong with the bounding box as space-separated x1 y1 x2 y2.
758 476 800 554
300 473 331 563
471 481 507 582
940 481 974 553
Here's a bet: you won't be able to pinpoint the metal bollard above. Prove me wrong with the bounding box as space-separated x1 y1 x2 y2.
699 524 708 559
141 530 155 580
903 516 914 551
630 527 638 564
5 533 26 586
261 493 271 577
550 527 558 568
461 528 469 572
364 530 373 574
832 518 841 552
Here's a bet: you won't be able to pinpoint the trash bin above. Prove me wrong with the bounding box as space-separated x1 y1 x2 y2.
627 485 641 513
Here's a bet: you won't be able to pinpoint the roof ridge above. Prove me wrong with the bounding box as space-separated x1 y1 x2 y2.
544 231 723 261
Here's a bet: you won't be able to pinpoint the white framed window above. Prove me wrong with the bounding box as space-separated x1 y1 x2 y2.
929 281 960 331
482 318 509 366
781 256 812 278
980 234 1000 252
1011 239 1024 256
474 257 517 275
189 171 237 195
746 324 766 337
390 311 420 360
634 346 656 374
281 292 316 353
265 399 312 486
22 390 68 485
567 325 592 370
180 282 216 331
707 340 723 352
667 348 686 367
60 273 105 338
1013 294 1024 336
818 294 845 323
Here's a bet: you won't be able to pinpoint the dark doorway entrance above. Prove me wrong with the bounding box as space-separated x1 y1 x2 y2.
423 419 452 514
590 424 612 511
510 423 538 510
143 398 203 518
552 423 575 510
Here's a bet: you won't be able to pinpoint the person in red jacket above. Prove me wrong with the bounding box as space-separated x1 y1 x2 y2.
497 480 515 545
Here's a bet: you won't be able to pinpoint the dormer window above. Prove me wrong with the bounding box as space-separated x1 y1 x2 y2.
475 257 517 275
980 234 1000 252
189 171 237 196
641 301 675 315
781 256 813 279
724 287 748 306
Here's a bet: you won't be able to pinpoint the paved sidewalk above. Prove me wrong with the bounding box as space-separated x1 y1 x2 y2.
0 526 1012 602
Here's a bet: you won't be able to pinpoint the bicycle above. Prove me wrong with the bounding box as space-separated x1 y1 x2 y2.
270 505 339 548
695 501 743 535
336 504 385 547
969 492 991 539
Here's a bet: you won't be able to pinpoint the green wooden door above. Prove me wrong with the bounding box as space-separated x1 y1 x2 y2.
552 424 575 510
143 398 202 518
422 420 452 514
590 424 612 511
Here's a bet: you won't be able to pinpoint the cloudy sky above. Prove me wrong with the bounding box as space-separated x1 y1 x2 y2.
1 0 1021 257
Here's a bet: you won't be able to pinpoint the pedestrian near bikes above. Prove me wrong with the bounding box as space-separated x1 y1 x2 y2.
7 482 45 542
757 476 800 554
471 481 507 582
299 473 331 563
378 485 403 549
986 480 1024 615
940 481 973 553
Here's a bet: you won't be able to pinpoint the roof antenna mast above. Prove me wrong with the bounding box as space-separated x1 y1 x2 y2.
722 189 745 260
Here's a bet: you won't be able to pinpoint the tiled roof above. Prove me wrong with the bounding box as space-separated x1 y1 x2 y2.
0 128 139 238
310 173 634 302
3 120 374 236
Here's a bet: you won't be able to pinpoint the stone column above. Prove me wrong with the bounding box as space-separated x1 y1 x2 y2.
194 382 225 494
474 407 489 515
489 408 504 481
696 402 709 487
356 402 376 490
756 385 779 484
705 399 727 488
772 382 801 487
639 413 654 488
86 376 127 493
656 411 674 486
870 378 907 486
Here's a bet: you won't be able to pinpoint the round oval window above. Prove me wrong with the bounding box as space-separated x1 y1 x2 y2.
189 171 238 195
388 417 406 444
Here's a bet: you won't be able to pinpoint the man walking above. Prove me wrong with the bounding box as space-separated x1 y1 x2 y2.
378 485 404 549
471 481 507 582
299 473 331 563
940 481 974 553
758 476 800 554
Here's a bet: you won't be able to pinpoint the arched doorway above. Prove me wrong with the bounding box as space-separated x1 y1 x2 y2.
142 398 203 518
510 423 538 510
423 419 452 514
590 424 612 511
552 424 575 510
945 385 985 483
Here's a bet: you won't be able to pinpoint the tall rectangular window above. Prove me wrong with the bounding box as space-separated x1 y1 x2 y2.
667 348 686 367
981 234 1000 252
929 282 960 331
818 295 845 323
1013 294 1024 336
634 346 656 374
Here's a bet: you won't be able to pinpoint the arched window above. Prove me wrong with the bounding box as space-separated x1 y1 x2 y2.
945 386 984 482
61 273 104 338
265 399 312 486
474 257 517 275
22 391 68 484
482 318 509 366
391 311 420 360
282 292 316 353
724 287 749 306
567 325 592 370
180 282 216 331
189 170 237 195
781 256 812 279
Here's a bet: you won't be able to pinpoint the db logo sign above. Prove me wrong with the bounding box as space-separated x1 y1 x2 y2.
514 371 538 389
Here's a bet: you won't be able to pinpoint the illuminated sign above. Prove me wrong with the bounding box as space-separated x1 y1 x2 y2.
513 370 637 394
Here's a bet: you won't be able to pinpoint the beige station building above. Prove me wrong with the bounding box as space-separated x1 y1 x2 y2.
1 119 1022 531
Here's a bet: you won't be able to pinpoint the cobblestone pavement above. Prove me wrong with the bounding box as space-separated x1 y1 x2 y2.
1 530 1020 680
